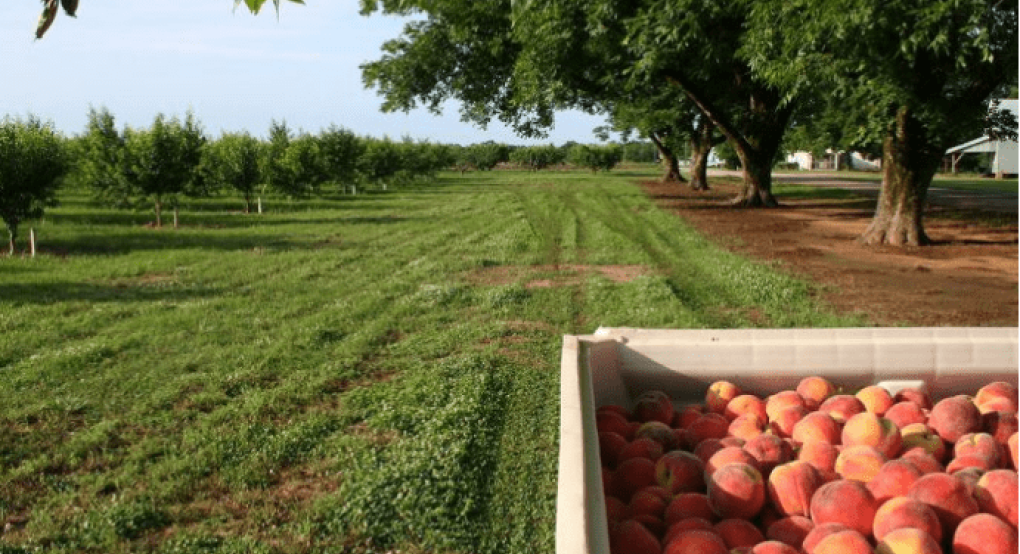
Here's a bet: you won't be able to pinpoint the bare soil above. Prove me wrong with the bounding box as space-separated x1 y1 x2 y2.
641 180 1018 327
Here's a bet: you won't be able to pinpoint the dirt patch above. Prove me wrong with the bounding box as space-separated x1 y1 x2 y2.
466 264 650 289
641 180 1018 327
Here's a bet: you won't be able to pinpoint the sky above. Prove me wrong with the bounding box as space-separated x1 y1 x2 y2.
0 1 612 145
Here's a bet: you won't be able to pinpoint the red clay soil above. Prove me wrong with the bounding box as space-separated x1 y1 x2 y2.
641 179 1018 327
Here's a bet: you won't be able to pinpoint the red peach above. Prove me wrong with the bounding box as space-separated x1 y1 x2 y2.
749 541 800 554
706 462 765 520
766 390 808 421
874 527 942 554
900 422 948 462
613 457 659 501
982 410 1018 450
769 404 808 438
856 385 895 416
706 381 742 415
687 413 730 445
927 395 983 444
629 513 665 538
867 459 923 504
675 404 703 429
1010 432 1018 471
899 450 945 474
662 529 729 554
605 494 628 523
767 460 822 518
618 437 665 464
663 492 715 526
744 433 795 478
954 467 986 497
765 515 814 549
953 432 1001 467
727 413 765 442
719 436 745 448
705 446 759 479
693 438 725 464
872 495 943 543
599 431 629 468
655 450 706 495
974 381 1018 414
818 394 867 424
894 387 933 410
952 513 1019 554
797 440 839 473
907 472 979 538
885 401 929 429
946 454 995 474
801 522 852 554
842 412 903 458
663 517 714 545
634 390 675 425
725 394 768 423
835 445 888 483
811 529 873 554
597 410 633 439
809 479 880 537
714 518 764 549
974 469 1018 527
635 421 681 451
796 376 836 410
629 487 670 519
610 519 662 554
598 404 632 420
791 411 842 446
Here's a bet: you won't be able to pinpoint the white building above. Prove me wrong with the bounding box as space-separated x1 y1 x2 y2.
785 150 881 172
945 99 1018 177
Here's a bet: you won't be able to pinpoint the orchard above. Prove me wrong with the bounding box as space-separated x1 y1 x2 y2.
598 379 1019 554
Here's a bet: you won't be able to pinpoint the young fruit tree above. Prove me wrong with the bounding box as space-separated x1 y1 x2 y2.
200 132 265 213
0 116 68 255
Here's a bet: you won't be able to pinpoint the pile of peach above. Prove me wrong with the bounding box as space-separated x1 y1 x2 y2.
597 378 1019 554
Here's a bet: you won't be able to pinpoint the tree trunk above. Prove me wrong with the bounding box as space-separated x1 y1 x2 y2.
154 197 163 228
648 133 686 184
859 107 941 246
5 224 16 256
689 137 711 191
731 144 779 207
243 194 252 214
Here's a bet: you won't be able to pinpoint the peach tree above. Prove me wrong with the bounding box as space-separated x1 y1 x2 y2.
0 115 68 254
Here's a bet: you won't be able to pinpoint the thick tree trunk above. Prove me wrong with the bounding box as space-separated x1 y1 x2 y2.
649 133 686 184
731 144 779 207
859 107 941 246
689 139 710 191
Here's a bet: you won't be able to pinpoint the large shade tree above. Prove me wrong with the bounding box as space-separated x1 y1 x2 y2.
746 0 1018 245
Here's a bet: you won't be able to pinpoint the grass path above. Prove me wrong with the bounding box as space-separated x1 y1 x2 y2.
0 168 861 553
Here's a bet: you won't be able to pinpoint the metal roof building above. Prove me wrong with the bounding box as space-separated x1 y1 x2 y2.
945 99 1018 177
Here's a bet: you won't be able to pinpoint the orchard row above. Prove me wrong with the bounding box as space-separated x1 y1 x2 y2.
597 378 1019 554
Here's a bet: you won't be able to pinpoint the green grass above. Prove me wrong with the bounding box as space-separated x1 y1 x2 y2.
0 169 863 553
777 169 1018 194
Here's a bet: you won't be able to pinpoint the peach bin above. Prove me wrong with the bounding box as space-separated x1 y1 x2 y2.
555 327 1018 554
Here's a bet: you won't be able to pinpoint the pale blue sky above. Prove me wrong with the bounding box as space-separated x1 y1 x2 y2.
1 1 610 145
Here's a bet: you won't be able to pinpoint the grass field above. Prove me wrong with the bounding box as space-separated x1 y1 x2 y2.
0 168 864 553
779 170 1019 194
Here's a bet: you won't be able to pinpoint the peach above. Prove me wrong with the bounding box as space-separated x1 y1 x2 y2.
618 437 665 464
693 438 725 464
894 387 933 410
610 519 662 554
767 460 822 517
714 518 764 549
636 421 681 451
662 529 729 554
706 381 742 415
663 517 714 545
728 413 765 442
744 433 794 477
885 401 928 429
952 513 1019 554
656 450 706 495
687 413 730 445
954 467 986 496
629 487 670 519
874 527 942 554
598 404 632 420
867 459 923 503
899 450 945 474
983 410 1018 449
947 454 995 474
954 432 1001 467
974 381 1018 414
750 541 800 554
705 446 759 479
634 390 675 425
675 404 703 429
605 494 628 523
811 529 873 554
907 472 979 537
630 513 665 538
769 404 808 438
797 440 839 473
597 410 633 439
765 515 814 549
664 492 715 526
928 395 983 444
900 422 947 462
791 412 842 446
856 385 895 415
796 376 836 410
1010 432 1018 471
835 445 888 483
599 431 629 467
801 522 852 554
809 479 880 537
818 394 866 424
725 394 768 423
719 436 746 448
706 462 765 520
872 496 943 543
842 412 903 458
974 469 1018 527
613 457 659 501
766 390 808 421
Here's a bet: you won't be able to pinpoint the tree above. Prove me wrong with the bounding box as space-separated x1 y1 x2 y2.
317 125 365 187
122 112 207 227
747 0 1018 245
76 106 130 207
200 132 265 213
508 145 565 171
0 115 68 254
568 144 622 173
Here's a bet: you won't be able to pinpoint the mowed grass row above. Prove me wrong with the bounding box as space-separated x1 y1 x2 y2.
0 168 862 553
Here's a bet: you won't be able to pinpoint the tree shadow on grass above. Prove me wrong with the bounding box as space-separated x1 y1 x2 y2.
0 280 224 306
